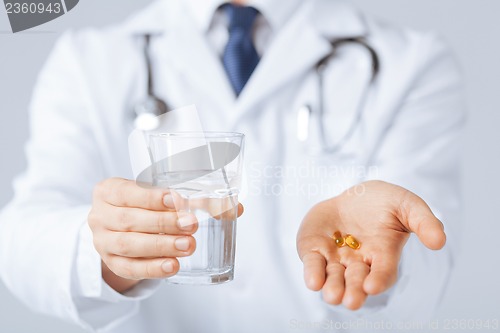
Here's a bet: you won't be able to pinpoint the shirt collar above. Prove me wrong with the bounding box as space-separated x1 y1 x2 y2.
183 0 302 33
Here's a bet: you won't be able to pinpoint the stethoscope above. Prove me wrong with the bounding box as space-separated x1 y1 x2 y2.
297 37 380 153
133 34 170 131
133 35 380 153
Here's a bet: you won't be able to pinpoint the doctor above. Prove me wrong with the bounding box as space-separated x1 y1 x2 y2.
0 0 465 332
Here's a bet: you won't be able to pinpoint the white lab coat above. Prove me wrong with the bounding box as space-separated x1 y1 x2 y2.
0 0 465 332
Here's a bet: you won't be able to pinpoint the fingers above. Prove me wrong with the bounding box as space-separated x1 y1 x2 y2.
98 205 198 234
94 178 170 211
214 204 242 222
302 252 327 291
363 255 399 295
297 231 337 292
322 262 346 305
303 254 394 309
105 256 180 280
343 262 370 310
96 232 196 258
399 190 446 250
215 203 245 221
237 203 244 217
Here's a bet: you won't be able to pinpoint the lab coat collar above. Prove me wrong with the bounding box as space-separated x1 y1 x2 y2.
121 0 166 34
122 0 368 40
182 0 222 32
183 0 303 33
311 0 368 39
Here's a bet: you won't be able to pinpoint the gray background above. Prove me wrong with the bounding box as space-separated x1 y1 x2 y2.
0 0 499 332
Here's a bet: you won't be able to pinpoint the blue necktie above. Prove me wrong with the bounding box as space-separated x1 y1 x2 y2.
222 4 260 96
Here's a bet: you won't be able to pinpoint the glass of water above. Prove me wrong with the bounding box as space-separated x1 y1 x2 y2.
148 132 245 285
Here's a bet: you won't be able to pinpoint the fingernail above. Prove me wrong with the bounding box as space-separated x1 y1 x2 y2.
162 260 174 273
163 194 174 209
175 237 190 251
178 215 197 230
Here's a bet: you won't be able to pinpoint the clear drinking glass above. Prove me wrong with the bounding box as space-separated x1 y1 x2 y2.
148 132 245 285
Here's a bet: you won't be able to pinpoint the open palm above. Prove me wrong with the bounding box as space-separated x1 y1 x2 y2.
297 181 446 310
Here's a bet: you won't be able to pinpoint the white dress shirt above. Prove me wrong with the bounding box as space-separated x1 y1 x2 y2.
184 0 302 57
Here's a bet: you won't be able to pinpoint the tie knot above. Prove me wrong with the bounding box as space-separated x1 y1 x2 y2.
224 4 259 32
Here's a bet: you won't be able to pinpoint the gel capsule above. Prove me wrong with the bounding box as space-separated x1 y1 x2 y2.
345 234 361 250
332 231 345 248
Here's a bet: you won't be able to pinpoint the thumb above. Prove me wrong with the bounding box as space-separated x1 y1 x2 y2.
398 191 446 250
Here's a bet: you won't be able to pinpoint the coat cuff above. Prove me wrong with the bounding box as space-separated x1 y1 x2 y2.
73 220 162 331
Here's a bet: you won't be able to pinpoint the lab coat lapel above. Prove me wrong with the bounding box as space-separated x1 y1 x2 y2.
166 3 236 111
235 0 368 117
235 12 331 113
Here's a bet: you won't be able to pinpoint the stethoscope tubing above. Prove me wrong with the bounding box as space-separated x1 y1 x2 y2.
314 37 379 153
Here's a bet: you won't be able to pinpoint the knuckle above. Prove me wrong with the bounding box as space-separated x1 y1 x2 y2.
299 235 330 257
101 255 113 270
118 259 136 280
93 180 108 200
144 261 158 279
144 189 156 205
94 178 124 201
104 256 124 276
114 233 131 256
87 210 99 229
108 257 140 280
92 235 105 254
116 208 133 231
156 212 174 232
114 179 131 205
145 188 163 208
155 213 165 231
325 262 341 275
154 235 168 255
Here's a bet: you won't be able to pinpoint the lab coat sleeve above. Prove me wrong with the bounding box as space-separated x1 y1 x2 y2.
329 34 466 321
0 31 160 332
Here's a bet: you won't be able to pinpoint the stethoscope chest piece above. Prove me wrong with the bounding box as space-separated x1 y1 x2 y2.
134 95 168 131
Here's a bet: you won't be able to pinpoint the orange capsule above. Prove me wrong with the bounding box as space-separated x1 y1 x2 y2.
332 231 345 248
345 234 361 250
